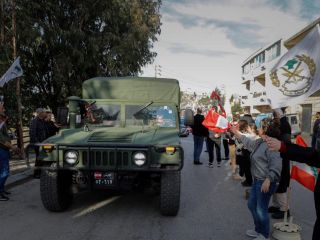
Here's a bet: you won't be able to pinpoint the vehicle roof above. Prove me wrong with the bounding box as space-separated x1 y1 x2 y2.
82 77 180 106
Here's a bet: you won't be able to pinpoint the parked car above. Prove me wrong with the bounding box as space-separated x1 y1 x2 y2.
179 124 189 137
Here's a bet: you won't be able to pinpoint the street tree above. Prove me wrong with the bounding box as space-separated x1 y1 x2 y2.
231 102 243 116
0 0 162 121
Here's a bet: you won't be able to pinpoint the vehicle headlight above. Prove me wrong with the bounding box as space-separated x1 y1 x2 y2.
64 151 78 165
132 152 146 166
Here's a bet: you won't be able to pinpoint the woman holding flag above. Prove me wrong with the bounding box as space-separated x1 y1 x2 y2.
265 136 320 240
230 118 282 240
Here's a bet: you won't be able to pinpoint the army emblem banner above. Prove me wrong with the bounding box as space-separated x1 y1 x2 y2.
266 24 320 108
0 57 23 87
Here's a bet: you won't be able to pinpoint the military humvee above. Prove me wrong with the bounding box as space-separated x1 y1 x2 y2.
36 77 191 216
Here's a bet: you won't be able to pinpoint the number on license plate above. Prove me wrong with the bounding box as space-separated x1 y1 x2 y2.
95 179 113 185
94 172 114 186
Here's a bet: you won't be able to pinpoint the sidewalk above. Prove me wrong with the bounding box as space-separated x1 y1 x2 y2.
6 156 35 188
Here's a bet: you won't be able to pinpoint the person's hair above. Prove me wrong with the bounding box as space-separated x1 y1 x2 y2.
238 120 248 132
249 123 258 135
316 112 320 116
260 118 281 139
196 108 202 114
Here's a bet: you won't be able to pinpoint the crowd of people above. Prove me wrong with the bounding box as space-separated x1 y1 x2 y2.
1 101 319 239
191 106 320 240
29 108 60 178
0 107 60 201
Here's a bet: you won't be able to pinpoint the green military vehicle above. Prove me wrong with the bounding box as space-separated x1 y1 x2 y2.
36 77 190 216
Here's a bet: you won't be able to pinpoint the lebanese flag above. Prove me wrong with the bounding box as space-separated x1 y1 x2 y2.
202 108 230 133
291 135 319 192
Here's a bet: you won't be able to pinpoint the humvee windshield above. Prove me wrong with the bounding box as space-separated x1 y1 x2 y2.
126 105 177 128
85 103 121 127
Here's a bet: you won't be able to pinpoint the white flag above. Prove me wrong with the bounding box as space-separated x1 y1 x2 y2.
0 57 23 87
266 24 320 108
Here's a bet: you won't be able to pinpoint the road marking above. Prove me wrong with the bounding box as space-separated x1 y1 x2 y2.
73 196 121 218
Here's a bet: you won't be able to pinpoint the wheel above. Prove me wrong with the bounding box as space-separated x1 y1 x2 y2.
160 171 181 216
40 169 73 212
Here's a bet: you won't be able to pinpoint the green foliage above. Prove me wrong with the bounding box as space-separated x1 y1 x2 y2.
231 102 243 116
229 94 234 104
198 95 210 106
0 0 162 125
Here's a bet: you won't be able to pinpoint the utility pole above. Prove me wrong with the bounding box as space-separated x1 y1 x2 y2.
155 64 162 78
12 0 25 158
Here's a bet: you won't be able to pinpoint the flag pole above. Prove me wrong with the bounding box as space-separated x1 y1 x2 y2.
12 0 25 159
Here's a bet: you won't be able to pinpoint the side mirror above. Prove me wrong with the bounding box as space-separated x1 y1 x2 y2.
182 109 194 126
56 107 69 125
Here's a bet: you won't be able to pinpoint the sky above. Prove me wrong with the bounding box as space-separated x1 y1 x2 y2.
141 0 320 98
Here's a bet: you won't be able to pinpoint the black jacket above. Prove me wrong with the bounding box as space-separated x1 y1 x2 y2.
277 116 292 193
29 117 47 144
281 143 319 240
313 119 320 135
45 121 59 138
192 114 208 137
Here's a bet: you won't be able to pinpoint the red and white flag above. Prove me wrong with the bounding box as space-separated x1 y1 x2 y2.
291 135 319 192
202 108 230 133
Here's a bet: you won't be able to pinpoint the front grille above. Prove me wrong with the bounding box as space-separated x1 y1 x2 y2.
82 150 131 168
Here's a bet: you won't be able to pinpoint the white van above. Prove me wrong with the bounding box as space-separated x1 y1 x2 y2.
286 114 301 137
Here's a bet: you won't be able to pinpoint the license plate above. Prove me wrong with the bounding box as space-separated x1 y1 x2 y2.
94 172 114 186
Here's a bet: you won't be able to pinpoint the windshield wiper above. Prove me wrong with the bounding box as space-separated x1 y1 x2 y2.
133 101 154 118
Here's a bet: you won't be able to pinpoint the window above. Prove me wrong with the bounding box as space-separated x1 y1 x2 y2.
290 116 298 125
126 105 176 128
254 52 265 68
266 41 281 62
83 103 121 127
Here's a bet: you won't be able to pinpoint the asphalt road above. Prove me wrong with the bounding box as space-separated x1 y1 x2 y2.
1 136 316 240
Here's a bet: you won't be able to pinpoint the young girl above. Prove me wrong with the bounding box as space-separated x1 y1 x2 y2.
233 120 248 180
240 122 259 187
230 118 282 240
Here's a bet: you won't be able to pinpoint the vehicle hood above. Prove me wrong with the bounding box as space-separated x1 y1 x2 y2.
44 127 180 146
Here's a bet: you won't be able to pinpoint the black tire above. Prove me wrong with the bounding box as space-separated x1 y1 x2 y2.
40 169 73 212
160 171 181 216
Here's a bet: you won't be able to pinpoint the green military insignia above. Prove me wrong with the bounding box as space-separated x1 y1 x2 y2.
270 54 316 96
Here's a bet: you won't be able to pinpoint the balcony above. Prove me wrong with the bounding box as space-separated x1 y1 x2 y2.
240 95 252 107
251 92 269 106
241 73 253 83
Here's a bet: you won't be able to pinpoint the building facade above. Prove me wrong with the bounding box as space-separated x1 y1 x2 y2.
240 18 320 134
241 40 284 115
